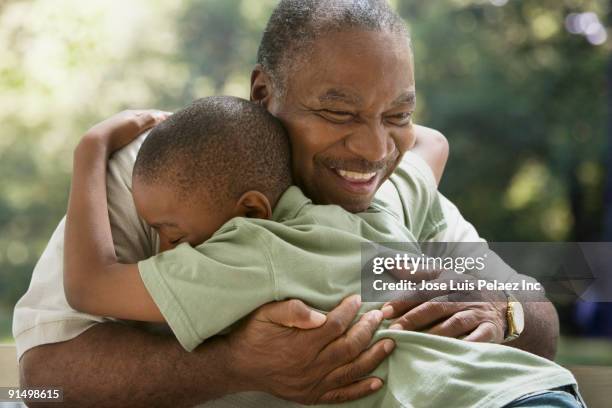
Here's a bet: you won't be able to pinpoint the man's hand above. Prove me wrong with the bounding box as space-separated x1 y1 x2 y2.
21 297 394 408
381 269 508 343
226 295 396 405
81 109 171 155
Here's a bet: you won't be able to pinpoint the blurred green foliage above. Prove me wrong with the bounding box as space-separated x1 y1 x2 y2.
405 0 608 243
0 0 609 361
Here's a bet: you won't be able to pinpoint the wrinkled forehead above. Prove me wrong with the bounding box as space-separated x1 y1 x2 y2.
283 30 415 106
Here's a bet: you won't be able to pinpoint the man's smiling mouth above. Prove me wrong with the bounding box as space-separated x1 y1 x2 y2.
335 169 377 182
317 156 395 197
326 166 380 196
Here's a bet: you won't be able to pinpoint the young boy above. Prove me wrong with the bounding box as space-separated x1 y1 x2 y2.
64 97 580 407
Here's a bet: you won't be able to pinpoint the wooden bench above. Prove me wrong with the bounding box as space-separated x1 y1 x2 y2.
1 344 610 406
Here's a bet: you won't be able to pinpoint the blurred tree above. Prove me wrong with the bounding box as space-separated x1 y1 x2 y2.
604 1 612 241
573 0 612 338
0 0 188 339
175 0 277 99
397 0 608 243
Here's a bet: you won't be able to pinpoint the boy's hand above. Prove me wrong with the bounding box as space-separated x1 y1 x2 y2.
82 109 171 155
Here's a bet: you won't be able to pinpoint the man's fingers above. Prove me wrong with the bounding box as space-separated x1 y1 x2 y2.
312 295 362 343
256 299 327 330
381 303 395 319
317 377 383 404
425 310 480 338
463 321 502 343
383 278 456 318
385 266 445 309
382 269 472 319
382 294 428 320
320 309 383 363
324 338 394 389
390 301 462 331
388 264 443 281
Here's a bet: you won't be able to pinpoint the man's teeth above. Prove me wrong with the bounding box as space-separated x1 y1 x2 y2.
336 169 376 181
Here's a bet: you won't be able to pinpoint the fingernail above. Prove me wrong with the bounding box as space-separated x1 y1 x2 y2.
381 305 394 317
383 339 395 353
309 310 327 326
368 310 383 322
389 324 403 331
352 295 362 307
370 378 383 391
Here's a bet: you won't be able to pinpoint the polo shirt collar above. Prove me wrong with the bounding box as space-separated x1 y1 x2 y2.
272 186 312 222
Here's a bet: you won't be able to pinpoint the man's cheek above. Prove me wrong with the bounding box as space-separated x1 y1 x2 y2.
396 128 415 153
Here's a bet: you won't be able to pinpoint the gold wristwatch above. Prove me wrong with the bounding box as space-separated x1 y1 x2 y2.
503 294 525 343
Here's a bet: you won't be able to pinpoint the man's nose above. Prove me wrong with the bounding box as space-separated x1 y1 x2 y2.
345 122 392 163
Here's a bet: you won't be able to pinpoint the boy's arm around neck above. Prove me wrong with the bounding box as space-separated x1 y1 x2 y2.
63 111 167 322
411 124 449 185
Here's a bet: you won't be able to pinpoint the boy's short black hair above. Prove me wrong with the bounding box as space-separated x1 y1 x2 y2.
133 96 292 208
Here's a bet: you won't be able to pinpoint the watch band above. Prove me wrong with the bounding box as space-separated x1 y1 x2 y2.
503 293 523 343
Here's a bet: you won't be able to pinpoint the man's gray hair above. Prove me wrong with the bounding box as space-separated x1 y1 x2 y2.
256 0 410 94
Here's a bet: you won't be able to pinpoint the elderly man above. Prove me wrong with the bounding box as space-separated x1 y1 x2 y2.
15 1 559 407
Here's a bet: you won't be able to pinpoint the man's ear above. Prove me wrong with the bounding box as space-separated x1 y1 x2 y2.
234 190 273 220
250 64 273 108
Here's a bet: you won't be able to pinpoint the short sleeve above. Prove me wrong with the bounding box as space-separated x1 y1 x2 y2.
431 194 541 288
12 133 155 359
432 193 485 244
380 155 534 286
385 151 446 241
138 220 276 352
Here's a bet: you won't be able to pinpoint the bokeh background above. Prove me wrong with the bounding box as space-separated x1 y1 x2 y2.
1 0 611 364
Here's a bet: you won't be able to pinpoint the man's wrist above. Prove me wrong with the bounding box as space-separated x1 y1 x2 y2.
499 291 510 335
499 301 509 338
502 293 525 343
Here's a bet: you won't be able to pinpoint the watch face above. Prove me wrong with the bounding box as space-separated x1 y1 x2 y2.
511 301 525 334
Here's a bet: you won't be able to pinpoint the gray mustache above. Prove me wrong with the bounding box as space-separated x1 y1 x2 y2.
318 154 399 173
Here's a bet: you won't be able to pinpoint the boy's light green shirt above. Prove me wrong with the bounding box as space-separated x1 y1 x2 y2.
139 153 576 408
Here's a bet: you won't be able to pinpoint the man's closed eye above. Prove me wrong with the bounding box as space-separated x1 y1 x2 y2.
385 112 412 127
318 109 355 123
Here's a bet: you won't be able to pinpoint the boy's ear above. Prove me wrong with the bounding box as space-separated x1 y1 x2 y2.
234 191 272 220
250 64 273 108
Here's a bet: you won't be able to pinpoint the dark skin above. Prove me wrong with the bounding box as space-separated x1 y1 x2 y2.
251 29 559 357
27 110 393 407
20 29 557 408
380 268 558 357
21 113 396 407
260 32 417 214
21 297 389 408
